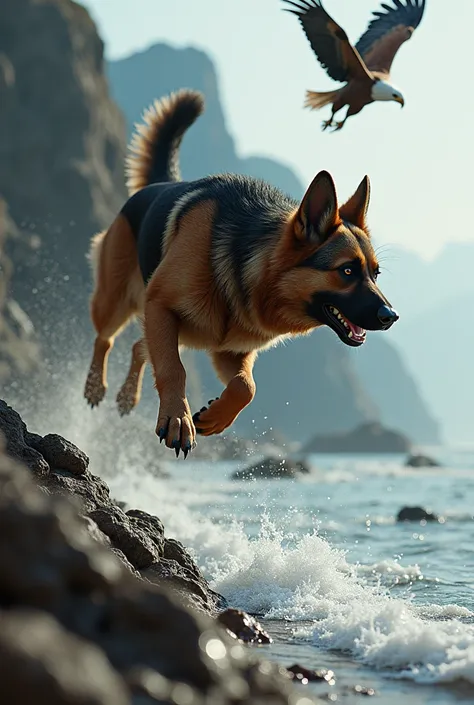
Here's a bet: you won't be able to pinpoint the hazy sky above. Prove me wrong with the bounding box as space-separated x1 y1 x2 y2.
82 0 473 258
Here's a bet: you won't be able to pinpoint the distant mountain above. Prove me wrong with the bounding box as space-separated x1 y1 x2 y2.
371 241 474 324
391 291 474 443
353 335 441 444
369 243 474 443
107 44 303 198
107 42 440 445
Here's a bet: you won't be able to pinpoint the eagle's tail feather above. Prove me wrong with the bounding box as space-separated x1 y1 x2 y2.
304 89 339 111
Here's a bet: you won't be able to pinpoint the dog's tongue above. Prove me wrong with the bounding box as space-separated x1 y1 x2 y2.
348 321 366 341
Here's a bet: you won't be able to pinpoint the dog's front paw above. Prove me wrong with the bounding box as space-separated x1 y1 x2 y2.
156 402 196 458
193 397 235 436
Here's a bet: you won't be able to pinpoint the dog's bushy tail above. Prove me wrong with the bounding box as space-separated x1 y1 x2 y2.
304 89 339 111
125 89 205 196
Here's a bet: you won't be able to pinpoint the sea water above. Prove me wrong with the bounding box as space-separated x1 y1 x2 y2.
104 447 474 704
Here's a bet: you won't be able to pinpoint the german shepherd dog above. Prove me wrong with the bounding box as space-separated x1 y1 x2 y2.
84 89 398 458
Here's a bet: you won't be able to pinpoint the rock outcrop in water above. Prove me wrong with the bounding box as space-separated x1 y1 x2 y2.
0 406 326 704
405 453 441 468
304 422 411 454
232 457 311 481
396 506 440 523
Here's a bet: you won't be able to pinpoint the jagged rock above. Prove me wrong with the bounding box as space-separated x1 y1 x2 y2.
304 422 411 454
0 399 222 613
232 457 310 481
31 433 89 475
0 200 39 383
217 609 272 645
89 506 162 571
0 432 324 704
405 453 441 468
396 506 439 523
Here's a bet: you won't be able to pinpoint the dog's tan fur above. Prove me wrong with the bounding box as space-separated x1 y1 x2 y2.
84 89 396 458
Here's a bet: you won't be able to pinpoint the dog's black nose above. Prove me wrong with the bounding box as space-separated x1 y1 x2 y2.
378 305 399 329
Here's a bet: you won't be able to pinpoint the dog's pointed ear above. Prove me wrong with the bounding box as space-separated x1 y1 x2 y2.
339 176 371 229
294 170 340 244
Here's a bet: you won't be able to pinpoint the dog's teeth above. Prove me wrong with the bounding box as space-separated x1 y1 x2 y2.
333 308 339 314
348 332 353 338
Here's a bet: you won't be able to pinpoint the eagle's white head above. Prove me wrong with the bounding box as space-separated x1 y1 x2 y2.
371 80 405 107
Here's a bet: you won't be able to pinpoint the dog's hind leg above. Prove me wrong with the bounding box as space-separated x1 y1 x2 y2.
84 214 142 408
116 338 148 416
193 350 257 436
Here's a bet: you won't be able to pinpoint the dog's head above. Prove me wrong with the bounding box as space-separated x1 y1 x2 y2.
277 170 398 346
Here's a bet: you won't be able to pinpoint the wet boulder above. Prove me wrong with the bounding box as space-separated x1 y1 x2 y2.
397 506 439 522
405 453 441 468
232 456 310 481
217 609 272 645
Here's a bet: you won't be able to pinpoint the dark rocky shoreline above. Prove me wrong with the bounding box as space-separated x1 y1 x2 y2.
0 398 326 704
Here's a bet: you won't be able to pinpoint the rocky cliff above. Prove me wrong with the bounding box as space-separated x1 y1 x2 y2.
0 0 127 352
0 199 38 382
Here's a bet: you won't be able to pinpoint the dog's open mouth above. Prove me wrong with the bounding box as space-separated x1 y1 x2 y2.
324 305 367 347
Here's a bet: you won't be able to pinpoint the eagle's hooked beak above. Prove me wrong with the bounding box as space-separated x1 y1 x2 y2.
397 96 405 108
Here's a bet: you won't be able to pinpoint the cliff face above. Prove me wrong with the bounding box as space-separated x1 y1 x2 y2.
0 0 127 341
0 200 38 382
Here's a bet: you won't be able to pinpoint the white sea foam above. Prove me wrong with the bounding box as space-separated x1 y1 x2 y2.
106 466 474 685
355 559 425 586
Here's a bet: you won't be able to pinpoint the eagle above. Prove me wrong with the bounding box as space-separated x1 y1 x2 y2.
283 0 426 131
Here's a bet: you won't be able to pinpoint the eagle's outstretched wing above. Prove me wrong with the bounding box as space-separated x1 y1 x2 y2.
355 0 426 76
283 0 373 83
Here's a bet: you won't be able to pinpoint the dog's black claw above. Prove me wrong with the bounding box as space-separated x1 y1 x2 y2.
200 406 207 412
183 441 192 460
192 441 197 450
158 427 166 443
171 439 180 458
193 412 201 424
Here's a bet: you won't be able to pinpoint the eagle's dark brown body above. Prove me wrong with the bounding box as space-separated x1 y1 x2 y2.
284 0 426 131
